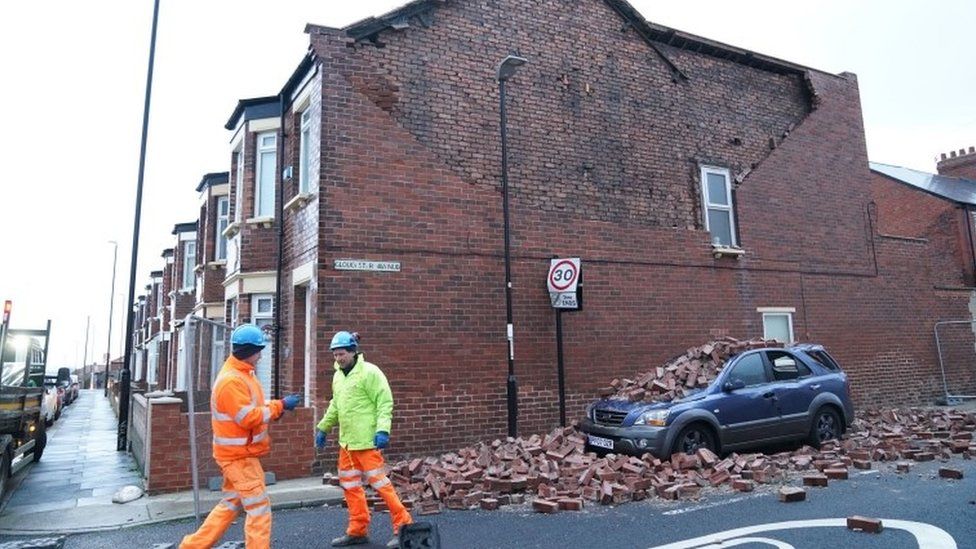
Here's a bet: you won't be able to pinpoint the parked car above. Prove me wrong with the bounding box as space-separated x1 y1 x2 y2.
56 368 73 405
43 375 63 421
69 374 80 401
40 382 59 427
580 344 855 458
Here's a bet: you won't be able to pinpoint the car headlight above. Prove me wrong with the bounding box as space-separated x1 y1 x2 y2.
634 409 669 426
585 403 596 420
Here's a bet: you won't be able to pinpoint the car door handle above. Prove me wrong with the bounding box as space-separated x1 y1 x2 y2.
810 384 821 390
762 391 776 399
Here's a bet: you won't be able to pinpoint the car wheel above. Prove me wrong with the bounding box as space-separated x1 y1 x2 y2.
672 423 717 456
808 407 841 447
32 423 46 463
0 447 10 501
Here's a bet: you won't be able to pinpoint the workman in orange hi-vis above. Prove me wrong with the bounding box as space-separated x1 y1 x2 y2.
315 331 413 548
180 324 301 549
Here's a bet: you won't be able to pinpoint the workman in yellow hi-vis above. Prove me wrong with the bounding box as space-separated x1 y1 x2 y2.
316 331 413 548
180 324 301 549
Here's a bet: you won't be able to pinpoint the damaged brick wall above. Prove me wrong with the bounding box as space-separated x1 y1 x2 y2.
289 0 976 465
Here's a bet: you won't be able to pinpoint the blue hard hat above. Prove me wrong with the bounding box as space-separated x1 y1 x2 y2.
329 331 358 350
231 324 267 347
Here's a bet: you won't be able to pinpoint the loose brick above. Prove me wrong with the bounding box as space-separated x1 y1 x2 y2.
778 487 806 503
939 468 963 480
532 499 559 514
824 468 849 480
803 475 829 487
847 516 883 533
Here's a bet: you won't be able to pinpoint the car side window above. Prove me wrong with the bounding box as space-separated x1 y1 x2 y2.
805 350 840 371
768 351 811 381
729 353 769 386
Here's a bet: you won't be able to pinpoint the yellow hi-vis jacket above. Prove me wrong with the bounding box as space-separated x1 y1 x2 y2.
316 353 394 450
211 356 284 461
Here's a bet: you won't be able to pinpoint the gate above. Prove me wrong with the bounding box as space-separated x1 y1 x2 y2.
934 319 976 404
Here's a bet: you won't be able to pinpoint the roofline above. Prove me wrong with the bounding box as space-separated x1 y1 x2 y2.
280 51 317 109
194 171 230 192
171 221 198 235
869 162 976 207
341 0 833 77
224 95 280 131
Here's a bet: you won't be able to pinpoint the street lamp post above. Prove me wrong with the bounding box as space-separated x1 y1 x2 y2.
104 241 118 394
497 54 527 438
119 0 160 451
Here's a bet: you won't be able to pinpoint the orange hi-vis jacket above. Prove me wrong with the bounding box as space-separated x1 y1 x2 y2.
210 356 284 461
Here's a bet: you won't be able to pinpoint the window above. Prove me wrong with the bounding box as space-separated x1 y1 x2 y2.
806 350 840 372
234 148 244 222
181 240 196 291
251 294 275 395
767 351 811 381
216 196 229 260
156 283 163 316
701 166 736 247
255 133 277 218
211 325 226 383
299 109 313 194
763 312 794 343
729 353 768 386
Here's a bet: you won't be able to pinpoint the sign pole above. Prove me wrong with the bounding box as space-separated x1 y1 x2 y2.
555 308 566 427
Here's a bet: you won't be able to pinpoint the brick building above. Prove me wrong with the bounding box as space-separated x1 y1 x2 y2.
235 0 976 464
168 221 198 391
126 0 976 488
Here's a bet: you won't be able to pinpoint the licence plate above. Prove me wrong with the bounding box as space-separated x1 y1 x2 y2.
587 434 614 450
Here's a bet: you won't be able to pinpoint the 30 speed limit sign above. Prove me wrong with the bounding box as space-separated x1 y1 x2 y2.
548 258 581 309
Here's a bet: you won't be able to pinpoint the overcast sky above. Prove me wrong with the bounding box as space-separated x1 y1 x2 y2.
0 0 973 370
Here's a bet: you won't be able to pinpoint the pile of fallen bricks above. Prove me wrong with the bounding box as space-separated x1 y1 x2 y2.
321 407 975 515
601 337 782 403
324 338 975 514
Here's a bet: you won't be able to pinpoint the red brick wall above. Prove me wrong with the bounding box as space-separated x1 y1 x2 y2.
266 1 976 466
870 171 976 287
144 398 316 493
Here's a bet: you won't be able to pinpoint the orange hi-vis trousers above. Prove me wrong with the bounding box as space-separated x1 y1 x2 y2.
180 457 272 549
339 447 413 537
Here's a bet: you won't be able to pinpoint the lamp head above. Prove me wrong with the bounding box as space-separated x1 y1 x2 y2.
497 55 528 81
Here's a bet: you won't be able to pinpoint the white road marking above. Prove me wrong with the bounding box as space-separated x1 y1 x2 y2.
649 518 957 549
695 537 795 548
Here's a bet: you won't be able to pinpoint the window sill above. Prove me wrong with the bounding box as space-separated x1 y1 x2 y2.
284 192 315 213
712 245 745 259
245 216 275 229
222 221 241 238
207 260 227 270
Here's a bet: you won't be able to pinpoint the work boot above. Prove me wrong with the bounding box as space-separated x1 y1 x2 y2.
331 534 369 547
386 535 400 548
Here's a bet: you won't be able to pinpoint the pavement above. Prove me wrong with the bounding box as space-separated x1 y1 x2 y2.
0 390 342 536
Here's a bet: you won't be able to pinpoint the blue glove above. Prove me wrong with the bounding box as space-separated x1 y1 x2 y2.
282 394 301 411
374 431 389 449
315 429 327 450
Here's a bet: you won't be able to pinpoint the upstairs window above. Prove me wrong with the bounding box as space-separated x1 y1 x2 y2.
299 109 313 194
701 166 736 247
216 196 229 260
181 240 196 291
255 133 277 218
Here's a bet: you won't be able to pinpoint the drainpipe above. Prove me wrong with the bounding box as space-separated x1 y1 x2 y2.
273 93 286 400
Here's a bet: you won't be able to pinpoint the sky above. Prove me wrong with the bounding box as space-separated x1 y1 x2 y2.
0 0 973 370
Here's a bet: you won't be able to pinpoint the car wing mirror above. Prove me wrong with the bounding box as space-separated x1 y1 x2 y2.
723 379 746 392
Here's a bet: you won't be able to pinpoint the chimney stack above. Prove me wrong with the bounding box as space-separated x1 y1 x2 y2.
936 144 976 180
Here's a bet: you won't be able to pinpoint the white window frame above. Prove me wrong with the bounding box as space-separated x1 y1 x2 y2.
216 196 229 260
299 109 313 194
255 132 277 218
762 311 795 344
700 165 737 247
251 294 275 396
181 240 196 291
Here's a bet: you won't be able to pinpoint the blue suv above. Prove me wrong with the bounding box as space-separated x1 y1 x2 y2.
579 344 854 458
